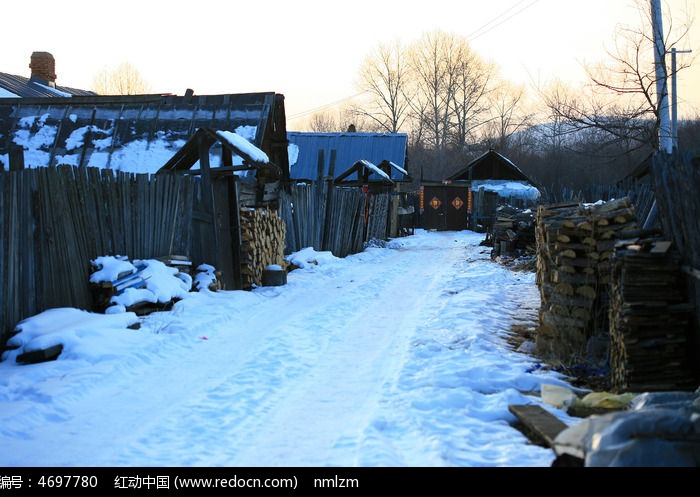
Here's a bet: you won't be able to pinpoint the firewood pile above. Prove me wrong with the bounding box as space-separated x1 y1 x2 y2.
485 205 537 259
609 237 697 393
90 255 195 315
535 198 639 366
240 207 287 289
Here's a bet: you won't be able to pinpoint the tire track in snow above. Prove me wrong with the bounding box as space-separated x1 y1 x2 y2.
354 240 555 467
110 233 475 466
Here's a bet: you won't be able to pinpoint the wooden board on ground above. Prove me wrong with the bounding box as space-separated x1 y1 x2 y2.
508 404 569 448
16 344 63 364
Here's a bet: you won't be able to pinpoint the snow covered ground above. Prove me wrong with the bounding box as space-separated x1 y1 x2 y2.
0 229 581 468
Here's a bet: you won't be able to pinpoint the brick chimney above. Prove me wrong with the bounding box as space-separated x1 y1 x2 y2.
29 51 57 87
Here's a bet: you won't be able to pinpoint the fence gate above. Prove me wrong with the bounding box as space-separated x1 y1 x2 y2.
420 184 470 231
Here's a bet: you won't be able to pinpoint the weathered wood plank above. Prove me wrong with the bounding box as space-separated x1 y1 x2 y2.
509 404 569 448
16 344 64 364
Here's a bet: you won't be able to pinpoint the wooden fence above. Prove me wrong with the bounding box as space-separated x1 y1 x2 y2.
1 171 395 352
650 151 700 377
0 166 201 349
279 182 392 258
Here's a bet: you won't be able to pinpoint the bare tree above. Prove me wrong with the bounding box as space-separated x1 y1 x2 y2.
542 0 694 152
449 45 495 150
407 30 495 157
305 111 341 132
91 62 152 95
301 108 380 133
355 41 413 133
481 82 533 151
407 30 455 152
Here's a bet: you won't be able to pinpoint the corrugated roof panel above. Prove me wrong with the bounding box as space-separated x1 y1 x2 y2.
287 132 408 181
0 72 96 98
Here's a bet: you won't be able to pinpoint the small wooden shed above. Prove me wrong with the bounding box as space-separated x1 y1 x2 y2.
421 149 540 231
445 148 535 183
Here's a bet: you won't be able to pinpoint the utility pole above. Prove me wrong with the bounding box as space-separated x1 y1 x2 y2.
670 47 693 150
651 0 672 154
643 0 672 229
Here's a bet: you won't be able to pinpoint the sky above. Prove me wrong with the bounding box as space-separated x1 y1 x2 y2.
0 229 589 468
2 0 698 127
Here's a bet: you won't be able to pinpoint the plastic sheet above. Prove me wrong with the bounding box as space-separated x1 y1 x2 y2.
552 387 700 466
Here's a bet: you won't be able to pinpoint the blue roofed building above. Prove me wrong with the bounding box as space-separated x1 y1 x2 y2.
286 131 410 183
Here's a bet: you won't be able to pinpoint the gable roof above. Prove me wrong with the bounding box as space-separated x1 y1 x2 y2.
160 127 281 178
446 149 535 184
0 71 96 98
287 131 408 182
334 159 394 185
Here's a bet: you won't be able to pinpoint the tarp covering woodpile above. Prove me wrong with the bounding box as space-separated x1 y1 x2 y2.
609 237 698 393
535 198 639 366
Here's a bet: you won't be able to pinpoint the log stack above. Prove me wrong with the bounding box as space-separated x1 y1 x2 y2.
485 204 537 259
609 237 697 393
535 198 639 365
239 207 287 289
89 255 193 315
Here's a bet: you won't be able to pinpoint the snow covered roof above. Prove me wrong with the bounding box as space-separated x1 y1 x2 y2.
0 71 96 98
216 130 269 164
0 92 288 175
471 179 541 201
334 159 394 185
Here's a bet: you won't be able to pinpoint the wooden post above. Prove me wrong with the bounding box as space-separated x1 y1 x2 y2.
8 144 25 171
229 176 243 290
316 149 325 182
362 184 370 242
323 150 336 251
390 182 400 238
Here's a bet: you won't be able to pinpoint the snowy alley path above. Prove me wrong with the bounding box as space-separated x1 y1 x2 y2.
0 230 572 467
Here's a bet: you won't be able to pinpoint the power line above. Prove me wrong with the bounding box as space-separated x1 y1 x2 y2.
467 0 542 41
287 92 367 120
288 0 542 121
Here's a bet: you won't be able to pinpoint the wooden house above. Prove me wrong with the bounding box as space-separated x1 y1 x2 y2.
0 51 291 292
0 88 289 177
421 149 540 231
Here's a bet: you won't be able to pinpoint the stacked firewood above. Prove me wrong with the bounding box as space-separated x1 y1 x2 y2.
486 205 537 258
535 198 639 365
89 255 194 315
609 237 697 392
239 207 287 289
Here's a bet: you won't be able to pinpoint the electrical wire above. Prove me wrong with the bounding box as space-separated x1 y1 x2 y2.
288 0 543 121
